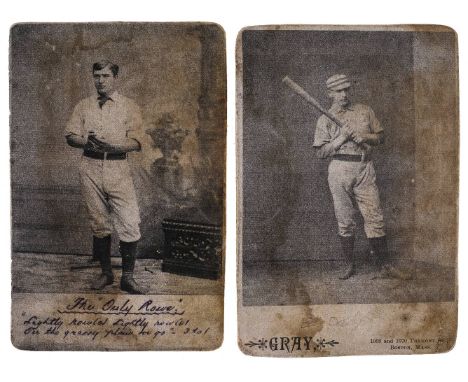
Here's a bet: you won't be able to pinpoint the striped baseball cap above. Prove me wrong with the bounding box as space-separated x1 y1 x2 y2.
326 74 351 91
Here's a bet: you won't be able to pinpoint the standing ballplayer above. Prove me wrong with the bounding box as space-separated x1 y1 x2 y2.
65 60 148 294
311 74 409 280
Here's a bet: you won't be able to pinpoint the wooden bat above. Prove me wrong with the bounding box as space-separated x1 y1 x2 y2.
282 75 370 158
282 76 345 128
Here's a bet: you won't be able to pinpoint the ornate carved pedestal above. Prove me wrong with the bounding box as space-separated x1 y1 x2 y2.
161 219 222 280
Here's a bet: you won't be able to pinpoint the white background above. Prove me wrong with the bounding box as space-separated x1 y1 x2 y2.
1 0 466 380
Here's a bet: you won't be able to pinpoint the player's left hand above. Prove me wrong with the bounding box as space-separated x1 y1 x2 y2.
351 132 366 144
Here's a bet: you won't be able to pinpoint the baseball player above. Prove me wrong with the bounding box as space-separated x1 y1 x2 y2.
313 74 409 280
65 60 147 294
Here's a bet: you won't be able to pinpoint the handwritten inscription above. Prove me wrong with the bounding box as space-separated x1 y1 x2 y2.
21 296 210 343
60 297 184 316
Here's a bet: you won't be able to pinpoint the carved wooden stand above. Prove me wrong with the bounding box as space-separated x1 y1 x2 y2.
161 219 222 280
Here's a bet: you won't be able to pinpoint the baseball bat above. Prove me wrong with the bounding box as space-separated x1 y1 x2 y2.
282 76 344 127
282 75 370 158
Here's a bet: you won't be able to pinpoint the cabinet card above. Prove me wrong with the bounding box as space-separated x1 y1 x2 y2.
10 22 226 351
237 25 458 357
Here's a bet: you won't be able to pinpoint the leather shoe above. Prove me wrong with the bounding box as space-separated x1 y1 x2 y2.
382 264 412 280
339 263 355 280
121 276 148 295
91 274 114 290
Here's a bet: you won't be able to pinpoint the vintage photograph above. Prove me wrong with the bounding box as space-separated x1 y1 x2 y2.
237 25 458 356
10 23 226 350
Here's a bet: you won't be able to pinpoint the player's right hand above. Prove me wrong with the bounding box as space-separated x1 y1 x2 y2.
341 123 353 139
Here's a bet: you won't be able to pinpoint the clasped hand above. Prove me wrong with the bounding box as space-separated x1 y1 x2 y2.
85 135 119 153
341 124 365 144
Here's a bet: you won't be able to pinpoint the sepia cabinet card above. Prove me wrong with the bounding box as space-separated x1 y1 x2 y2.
237 25 458 357
10 22 226 350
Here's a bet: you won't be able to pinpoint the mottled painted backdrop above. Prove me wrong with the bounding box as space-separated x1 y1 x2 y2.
11 23 226 257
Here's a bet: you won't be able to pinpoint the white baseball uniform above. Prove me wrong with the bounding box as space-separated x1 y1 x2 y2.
313 103 386 238
65 91 143 242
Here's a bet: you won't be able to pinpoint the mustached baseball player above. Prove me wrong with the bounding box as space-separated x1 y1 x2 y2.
313 74 409 280
65 60 148 294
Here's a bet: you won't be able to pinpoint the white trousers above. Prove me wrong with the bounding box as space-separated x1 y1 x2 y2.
328 160 385 238
79 156 141 242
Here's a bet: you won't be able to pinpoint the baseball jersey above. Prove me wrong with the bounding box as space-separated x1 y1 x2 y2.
313 103 383 157
65 91 144 147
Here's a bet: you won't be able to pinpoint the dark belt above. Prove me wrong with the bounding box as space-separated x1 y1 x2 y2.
333 154 362 162
83 150 127 160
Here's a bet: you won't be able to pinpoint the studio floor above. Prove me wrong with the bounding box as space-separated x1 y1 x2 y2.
12 253 224 295
242 259 456 306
